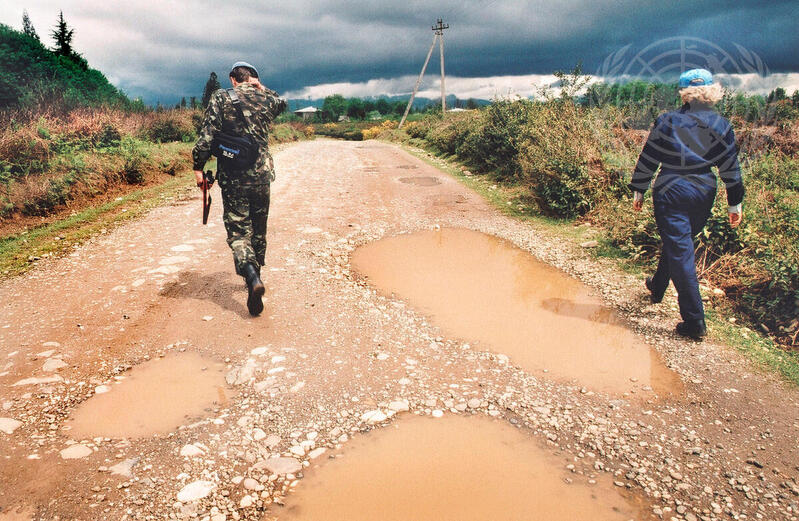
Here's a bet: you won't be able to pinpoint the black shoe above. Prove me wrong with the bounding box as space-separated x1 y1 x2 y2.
645 277 664 304
676 319 706 341
242 263 265 316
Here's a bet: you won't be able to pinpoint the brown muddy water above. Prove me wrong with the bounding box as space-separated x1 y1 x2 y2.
350 228 680 397
271 414 646 521
64 352 229 439
400 176 442 186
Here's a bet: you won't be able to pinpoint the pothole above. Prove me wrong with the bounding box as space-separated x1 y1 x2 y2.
64 352 229 439
350 228 681 397
399 176 441 186
397 164 418 170
271 414 647 521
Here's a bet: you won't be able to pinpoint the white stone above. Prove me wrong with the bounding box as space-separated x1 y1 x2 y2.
110 458 139 477
180 444 204 457
0 417 22 434
308 448 327 460
256 457 302 475
226 359 257 386
41 342 60 348
467 398 482 409
171 244 195 252
239 495 254 508
289 445 306 457
267 366 285 375
270 355 286 364
242 478 261 490
94 385 110 394
36 349 55 357
361 410 387 424
252 428 267 441
264 435 281 449
388 400 410 412
177 480 216 502
290 381 305 393
13 375 62 386
250 347 268 356
60 444 93 459
432 410 444 418
42 358 68 372
237 416 253 428
211 515 226 521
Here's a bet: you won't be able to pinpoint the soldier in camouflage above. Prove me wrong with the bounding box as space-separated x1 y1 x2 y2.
192 61 286 316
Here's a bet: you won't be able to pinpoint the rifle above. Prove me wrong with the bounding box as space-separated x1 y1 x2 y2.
201 170 215 225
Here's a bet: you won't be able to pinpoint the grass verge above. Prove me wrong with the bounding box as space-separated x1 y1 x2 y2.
0 170 194 280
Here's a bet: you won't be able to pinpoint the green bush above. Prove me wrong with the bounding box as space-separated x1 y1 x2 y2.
119 137 148 184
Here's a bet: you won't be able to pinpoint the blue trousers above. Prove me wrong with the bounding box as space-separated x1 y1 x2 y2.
650 178 716 322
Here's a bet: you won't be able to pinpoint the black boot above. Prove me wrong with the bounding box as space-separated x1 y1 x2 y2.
676 319 706 341
242 263 265 316
645 276 665 304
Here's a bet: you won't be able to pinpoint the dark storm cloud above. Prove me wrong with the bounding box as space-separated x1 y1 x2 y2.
2 0 797 104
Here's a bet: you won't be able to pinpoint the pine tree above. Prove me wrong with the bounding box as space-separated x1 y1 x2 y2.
792 90 799 107
22 9 39 41
51 11 75 58
180 97 187 109
201 72 221 108
190 96 197 109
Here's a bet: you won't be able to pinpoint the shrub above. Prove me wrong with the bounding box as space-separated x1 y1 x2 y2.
119 137 148 184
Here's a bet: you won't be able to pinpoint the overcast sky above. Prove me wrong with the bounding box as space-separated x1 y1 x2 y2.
2 1 798 104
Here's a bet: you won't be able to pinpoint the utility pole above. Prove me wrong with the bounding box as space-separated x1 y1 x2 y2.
433 18 449 114
398 18 449 129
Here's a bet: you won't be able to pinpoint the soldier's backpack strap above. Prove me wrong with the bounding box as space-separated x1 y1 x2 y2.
225 88 254 139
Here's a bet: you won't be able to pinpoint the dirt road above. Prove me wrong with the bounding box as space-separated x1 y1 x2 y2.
0 139 798 521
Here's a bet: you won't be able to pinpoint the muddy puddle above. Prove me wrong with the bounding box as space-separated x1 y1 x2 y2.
350 228 681 397
65 352 229 439
271 414 646 521
400 176 441 186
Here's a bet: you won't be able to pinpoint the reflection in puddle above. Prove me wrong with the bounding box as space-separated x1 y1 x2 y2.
351 228 681 396
400 176 441 186
65 352 229 438
272 414 646 521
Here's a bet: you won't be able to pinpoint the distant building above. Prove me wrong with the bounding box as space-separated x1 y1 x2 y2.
447 107 468 112
294 106 319 121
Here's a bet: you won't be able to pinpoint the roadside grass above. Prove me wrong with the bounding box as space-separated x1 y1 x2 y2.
396 138 799 387
0 168 195 280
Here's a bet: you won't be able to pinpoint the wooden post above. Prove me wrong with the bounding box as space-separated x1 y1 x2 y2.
398 33 438 130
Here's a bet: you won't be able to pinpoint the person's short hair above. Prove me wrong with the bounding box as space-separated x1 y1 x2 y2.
679 83 724 106
230 66 258 82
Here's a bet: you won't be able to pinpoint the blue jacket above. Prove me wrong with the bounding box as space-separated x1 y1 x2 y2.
629 104 744 206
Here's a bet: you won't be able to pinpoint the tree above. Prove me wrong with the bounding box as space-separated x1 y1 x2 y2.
466 98 478 109
321 94 347 121
22 10 39 41
51 11 74 58
201 72 220 108
346 98 365 120
376 98 391 115
190 96 197 109
767 87 787 104
792 90 799 107
180 97 187 109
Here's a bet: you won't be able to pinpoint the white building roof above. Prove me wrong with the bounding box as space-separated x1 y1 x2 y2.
294 106 319 113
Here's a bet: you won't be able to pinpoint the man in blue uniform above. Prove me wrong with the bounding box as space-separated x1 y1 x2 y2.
630 69 744 340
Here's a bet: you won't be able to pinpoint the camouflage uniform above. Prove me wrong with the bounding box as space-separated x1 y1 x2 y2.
192 83 286 275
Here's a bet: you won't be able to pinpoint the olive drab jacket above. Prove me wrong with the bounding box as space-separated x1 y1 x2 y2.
192 82 286 186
